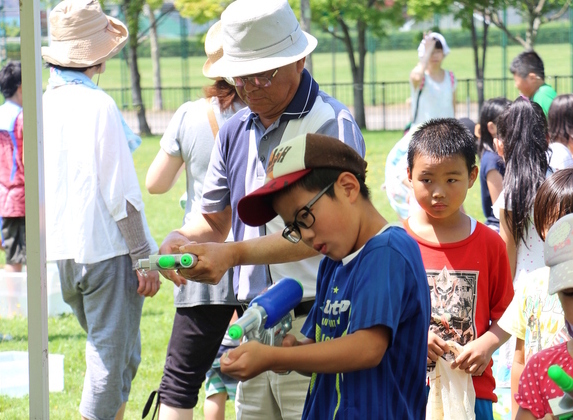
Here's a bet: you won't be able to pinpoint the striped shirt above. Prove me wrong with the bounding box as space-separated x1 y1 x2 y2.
301 226 431 419
201 69 365 301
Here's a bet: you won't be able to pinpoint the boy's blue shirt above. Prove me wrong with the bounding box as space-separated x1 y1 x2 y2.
300 225 430 420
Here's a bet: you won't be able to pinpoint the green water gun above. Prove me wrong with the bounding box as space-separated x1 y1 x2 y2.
547 365 573 419
137 254 198 271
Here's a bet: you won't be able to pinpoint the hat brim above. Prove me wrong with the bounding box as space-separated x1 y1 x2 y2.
203 58 223 80
549 259 573 294
238 169 311 227
209 32 317 78
42 15 128 68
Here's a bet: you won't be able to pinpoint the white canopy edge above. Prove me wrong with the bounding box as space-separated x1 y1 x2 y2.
20 1 49 418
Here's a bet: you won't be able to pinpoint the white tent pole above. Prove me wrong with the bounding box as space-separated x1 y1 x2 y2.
20 0 49 418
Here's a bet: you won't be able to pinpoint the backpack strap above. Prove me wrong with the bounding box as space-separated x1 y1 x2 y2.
412 74 425 125
206 100 219 139
142 389 161 419
449 71 455 88
8 111 21 182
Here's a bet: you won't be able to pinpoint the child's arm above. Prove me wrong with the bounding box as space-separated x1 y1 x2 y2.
515 408 555 420
512 338 527 420
220 325 390 381
410 34 435 89
486 169 504 206
451 320 511 375
500 209 518 279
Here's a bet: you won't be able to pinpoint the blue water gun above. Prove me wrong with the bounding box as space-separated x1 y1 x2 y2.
228 278 304 347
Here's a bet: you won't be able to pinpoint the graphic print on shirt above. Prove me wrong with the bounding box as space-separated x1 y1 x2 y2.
523 292 570 363
427 267 478 364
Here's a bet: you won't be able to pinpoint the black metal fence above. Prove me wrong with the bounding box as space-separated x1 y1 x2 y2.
112 75 573 134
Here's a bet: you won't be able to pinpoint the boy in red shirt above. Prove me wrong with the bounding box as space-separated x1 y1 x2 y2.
405 118 514 419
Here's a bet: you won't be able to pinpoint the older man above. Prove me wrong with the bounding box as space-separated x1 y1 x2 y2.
157 0 365 419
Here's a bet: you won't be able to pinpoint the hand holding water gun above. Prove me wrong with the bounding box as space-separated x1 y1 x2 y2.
228 278 304 347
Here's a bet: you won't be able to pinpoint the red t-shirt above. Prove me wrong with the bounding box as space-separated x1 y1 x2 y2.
405 220 514 402
516 342 573 418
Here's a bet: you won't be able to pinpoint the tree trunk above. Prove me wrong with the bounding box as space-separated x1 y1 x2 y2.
300 0 313 75
479 20 488 112
338 18 366 129
123 0 151 136
469 12 486 113
145 3 163 111
127 44 151 135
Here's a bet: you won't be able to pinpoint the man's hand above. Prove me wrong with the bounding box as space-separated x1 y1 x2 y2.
428 331 449 364
220 341 272 381
451 336 493 376
156 231 193 287
136 269 161 297
176 242 238 285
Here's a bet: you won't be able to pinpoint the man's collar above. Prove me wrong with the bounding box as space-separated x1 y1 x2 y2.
246 69 319 129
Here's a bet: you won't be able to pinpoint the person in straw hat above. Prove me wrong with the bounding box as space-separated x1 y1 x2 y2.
41 1 160 419
158 0 364 418
142 21 245 420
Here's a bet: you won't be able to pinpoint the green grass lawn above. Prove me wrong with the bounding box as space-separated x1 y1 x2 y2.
0 131 484 419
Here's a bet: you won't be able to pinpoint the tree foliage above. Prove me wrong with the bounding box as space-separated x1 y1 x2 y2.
409 0 571 50
310 0 405 128
175 0 233 24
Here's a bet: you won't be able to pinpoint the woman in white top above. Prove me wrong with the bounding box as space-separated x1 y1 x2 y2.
41 1 160 419
493 97 550 417
548 94 573 171
409 32 456 127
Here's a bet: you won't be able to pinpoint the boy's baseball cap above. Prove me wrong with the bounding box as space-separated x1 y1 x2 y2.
546 213 573 294
237 133 367 227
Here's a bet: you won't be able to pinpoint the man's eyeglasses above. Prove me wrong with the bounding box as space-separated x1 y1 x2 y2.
226 69 278 88
282 182 335 244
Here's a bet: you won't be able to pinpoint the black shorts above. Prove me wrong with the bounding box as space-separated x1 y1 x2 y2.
158 304 241 409
1 216 26 265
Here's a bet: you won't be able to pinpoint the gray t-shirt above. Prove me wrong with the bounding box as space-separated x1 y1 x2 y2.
160 96 243 307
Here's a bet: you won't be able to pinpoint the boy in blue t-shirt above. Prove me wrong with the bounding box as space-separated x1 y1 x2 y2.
220 133 431 419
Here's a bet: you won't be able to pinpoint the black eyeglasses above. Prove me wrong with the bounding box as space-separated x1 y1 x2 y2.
282 182 335 244
226 69 279 88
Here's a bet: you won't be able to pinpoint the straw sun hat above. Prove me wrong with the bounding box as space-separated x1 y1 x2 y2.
208 0 317 78
202 21 224 79
42 0 128 68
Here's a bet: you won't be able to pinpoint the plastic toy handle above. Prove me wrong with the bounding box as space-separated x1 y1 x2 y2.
228 325 244 341
179 254 194 268
157 255 176 269
548 365 573 393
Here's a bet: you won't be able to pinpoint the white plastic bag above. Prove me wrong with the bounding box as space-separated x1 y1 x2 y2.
426 355 476 420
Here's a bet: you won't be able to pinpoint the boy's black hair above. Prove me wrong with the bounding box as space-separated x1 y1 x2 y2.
0 61 21 99
497 97 548 246
434 40 443 50
548 94 573 145
534 168 573 241
478 97 512 157
510 51 545 80
272 168 370 206
407 118 477 173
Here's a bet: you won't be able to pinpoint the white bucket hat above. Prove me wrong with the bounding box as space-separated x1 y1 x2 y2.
42 0 128 68
202 21 224 79
208 0 317 78
417 32 450 59
546 213 573 294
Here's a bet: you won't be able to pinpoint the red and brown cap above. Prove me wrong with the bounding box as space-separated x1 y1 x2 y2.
238 133 367 227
